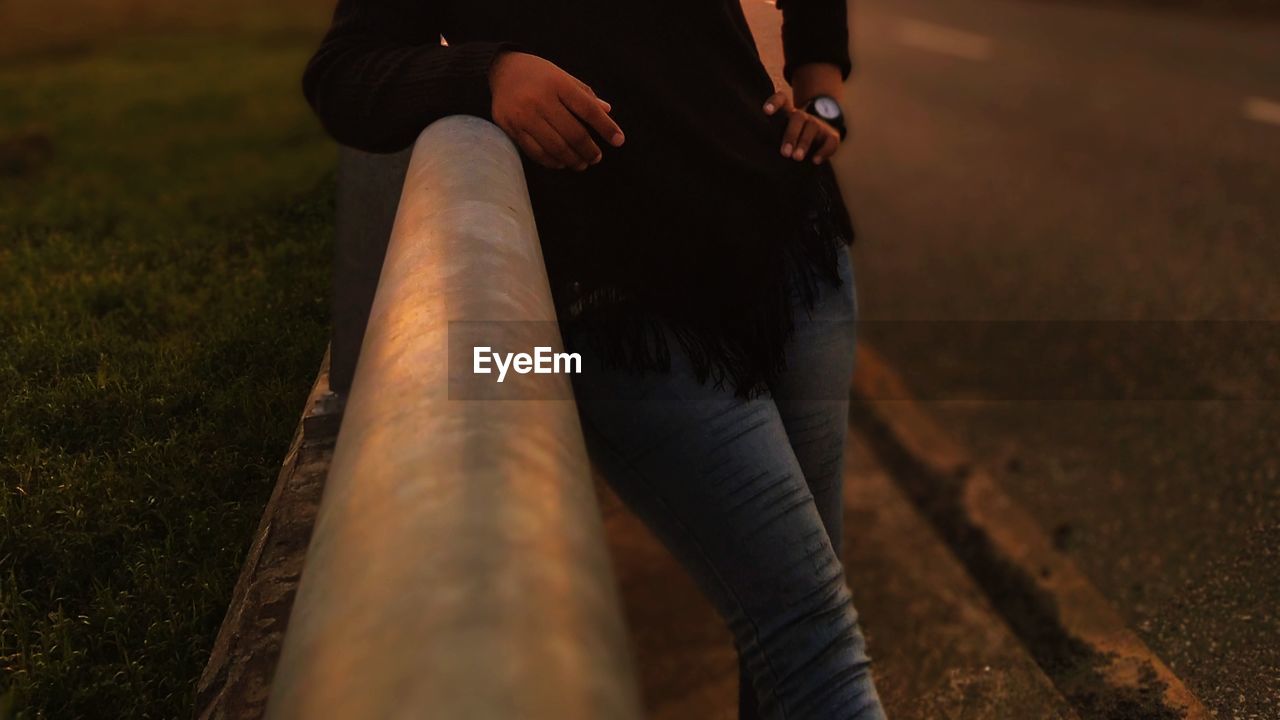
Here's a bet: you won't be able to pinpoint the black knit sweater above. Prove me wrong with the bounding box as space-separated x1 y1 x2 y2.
304 0 856 396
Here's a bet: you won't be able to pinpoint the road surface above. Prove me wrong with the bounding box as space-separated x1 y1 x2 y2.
824 0 1279 716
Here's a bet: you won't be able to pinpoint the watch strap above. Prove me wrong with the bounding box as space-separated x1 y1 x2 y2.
803 96 847 140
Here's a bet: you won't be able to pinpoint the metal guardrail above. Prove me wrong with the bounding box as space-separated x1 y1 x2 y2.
265 116 644 720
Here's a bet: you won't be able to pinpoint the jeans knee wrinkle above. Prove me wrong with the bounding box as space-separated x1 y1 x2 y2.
716 467 774 492
749 580 873 718
706 400 762 433
698 453 735 481
788 412 834 438
713 415 775 450
749 494 820 539
586 428 799 720
725 470 799 509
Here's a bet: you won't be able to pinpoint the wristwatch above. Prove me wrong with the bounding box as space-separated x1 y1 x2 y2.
804 95 847 140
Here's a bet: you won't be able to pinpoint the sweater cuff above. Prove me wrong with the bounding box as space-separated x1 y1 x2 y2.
408 39 522 123
778 1 853 83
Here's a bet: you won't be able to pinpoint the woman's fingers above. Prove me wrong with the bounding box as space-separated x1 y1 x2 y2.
489 53 624 169
544 102 603 168
515 129 562 170
781 109 808 158
791 118 822 161
763 90 791 116
515 77 842 169
763 87 844 162
779 112 842 163
529 116 587 169
561 86 626 148
810 128 839 165
572 79 614 114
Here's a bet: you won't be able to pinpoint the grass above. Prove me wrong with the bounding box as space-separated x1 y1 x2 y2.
0 3 338 717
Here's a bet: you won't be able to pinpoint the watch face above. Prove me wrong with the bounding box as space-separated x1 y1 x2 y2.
814 96 840 120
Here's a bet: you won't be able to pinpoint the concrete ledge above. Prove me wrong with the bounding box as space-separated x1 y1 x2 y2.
193 353 341 720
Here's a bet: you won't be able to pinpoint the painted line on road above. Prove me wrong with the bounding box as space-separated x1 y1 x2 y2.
850 345 1211 720
1243 97 1280 127
897 19 991 61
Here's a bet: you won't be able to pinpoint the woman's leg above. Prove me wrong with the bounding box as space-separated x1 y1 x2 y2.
774 245 860 550
738 246 873 719
570 318 883 719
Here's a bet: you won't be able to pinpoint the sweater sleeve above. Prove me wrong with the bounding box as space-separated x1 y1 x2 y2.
775 0 853 84
302 0 519 153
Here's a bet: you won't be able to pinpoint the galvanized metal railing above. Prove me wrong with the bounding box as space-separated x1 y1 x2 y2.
266 116 643 720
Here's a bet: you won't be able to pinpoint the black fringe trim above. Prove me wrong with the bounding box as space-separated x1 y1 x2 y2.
559 170 853 399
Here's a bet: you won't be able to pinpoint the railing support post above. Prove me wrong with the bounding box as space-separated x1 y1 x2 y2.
329 145 410 396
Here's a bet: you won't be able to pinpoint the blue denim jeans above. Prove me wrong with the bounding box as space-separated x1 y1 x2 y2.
569 247 886 720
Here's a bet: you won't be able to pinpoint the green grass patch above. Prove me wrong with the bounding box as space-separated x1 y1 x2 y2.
0 17 336 719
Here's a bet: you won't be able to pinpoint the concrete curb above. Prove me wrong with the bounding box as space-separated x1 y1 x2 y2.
850 344 1210 720
193 353 341 720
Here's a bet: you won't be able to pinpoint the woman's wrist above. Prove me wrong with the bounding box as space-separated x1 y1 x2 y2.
789 63 844 108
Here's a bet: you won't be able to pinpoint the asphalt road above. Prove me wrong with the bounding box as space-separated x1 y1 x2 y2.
816 0 1279 716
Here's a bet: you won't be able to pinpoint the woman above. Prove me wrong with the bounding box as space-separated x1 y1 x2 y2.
303 0 885 717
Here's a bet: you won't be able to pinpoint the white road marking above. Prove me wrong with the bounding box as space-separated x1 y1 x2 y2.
1243 97 1280 127
898 19 991 61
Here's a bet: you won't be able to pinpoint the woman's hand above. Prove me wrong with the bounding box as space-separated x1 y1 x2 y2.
762 90 842 165
489 51 626 171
